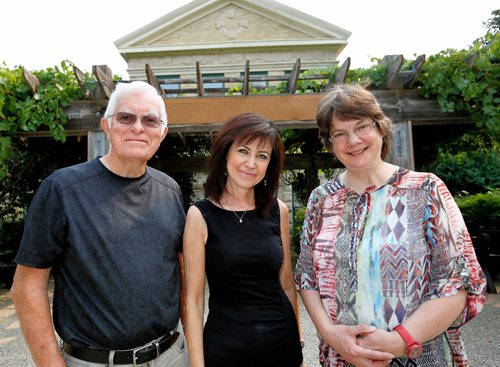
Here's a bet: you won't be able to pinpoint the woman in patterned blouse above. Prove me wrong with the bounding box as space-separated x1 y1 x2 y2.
294 84 486 367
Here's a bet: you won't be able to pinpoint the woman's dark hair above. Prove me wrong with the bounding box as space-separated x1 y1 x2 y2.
205 112 284 218
316 83 393 160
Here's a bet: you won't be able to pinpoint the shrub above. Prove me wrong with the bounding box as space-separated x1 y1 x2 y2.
455 189 500 229
0 220 23 288
291 206 305 258
428 148 500 195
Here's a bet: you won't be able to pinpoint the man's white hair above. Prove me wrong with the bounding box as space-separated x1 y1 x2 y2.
104 81 167 131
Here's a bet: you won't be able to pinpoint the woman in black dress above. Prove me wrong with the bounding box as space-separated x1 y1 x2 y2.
184 113 303 367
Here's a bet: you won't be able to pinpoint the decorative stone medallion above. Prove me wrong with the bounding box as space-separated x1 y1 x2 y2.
216 8 248 39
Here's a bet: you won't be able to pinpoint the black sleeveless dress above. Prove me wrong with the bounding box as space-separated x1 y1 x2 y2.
194 199 303 367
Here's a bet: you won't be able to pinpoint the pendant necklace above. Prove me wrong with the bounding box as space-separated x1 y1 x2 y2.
232 210 247 223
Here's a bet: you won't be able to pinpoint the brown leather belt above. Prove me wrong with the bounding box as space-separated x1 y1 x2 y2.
63 331 180 365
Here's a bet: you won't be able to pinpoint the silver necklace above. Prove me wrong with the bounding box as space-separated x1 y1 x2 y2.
232 210 247 223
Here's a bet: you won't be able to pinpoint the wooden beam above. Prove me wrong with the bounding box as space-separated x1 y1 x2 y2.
165 93 321 126
16 90 473 137
163 90 472 129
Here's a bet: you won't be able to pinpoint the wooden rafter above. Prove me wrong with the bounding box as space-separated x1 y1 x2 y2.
404 54 426 89
73 66 92 99
93 65 114 98
145 64 166 97
334 57 350 85
21 67 39 94
382 55 404 90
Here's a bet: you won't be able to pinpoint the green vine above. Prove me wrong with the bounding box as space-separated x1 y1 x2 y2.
418 32 499 138
0 60 91 177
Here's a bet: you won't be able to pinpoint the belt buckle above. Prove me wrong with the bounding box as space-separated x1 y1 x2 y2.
132 341 160 367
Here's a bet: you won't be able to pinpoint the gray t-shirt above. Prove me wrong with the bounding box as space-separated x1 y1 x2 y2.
15 158 185 349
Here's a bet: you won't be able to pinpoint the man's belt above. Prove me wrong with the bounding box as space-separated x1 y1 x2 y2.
63 331 180 365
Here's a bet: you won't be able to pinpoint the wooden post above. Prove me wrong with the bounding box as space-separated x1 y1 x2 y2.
87 131 109 160
196 62 205 96
88 65 113 161
242 60 250 95
387 120 414 170
287 59 301 93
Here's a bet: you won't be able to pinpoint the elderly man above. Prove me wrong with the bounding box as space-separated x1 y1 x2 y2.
11 81 189 366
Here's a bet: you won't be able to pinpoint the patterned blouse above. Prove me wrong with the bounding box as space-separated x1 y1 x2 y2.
295 168 486 367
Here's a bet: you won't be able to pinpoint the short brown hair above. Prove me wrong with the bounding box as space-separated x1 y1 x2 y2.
316 84 393 160
205 113 285 218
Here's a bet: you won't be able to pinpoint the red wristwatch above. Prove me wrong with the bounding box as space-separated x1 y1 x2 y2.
394 324 424 359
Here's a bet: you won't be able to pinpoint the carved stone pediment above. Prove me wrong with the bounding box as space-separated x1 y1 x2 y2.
149 4 310 46
114 0 351 78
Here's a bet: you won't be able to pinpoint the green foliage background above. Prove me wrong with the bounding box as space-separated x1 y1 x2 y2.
454 189 500 229
0 10 498 261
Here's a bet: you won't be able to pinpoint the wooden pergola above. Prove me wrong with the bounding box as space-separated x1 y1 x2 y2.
19 55 473 172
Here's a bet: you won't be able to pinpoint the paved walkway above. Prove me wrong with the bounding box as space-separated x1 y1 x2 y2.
1 282 499 366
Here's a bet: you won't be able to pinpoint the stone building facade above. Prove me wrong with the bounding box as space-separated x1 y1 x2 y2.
114 0 351 84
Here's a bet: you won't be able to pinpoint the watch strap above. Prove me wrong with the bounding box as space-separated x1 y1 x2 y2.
394 324 423 359
394 324 414 343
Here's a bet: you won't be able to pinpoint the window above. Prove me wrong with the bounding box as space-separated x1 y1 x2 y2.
203 73 224 95
240 71 268 90
160 75 180 98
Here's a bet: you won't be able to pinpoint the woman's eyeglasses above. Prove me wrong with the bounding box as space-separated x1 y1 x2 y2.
329 121 376 144
107 112 164 129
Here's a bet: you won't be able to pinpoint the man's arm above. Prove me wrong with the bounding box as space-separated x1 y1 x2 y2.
11 265 66 367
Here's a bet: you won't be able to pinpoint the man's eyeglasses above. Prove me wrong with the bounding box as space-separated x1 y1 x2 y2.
329 121 377 144
107 112 164 129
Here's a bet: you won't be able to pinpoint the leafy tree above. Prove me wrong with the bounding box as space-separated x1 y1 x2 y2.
418 10 500 194
418 12 499 138
484 9 500 34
